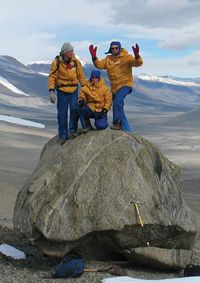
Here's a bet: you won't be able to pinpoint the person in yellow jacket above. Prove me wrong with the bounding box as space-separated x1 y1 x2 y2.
89 41 143 132
78 70 112 131
48 42 86 144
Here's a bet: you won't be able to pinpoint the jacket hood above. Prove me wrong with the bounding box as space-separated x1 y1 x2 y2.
105 41 122 54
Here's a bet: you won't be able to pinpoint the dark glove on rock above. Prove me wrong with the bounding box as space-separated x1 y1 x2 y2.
132 43 140 59
95 112 103 119
102 108 108 116
89 44 97 59
78 100 85 110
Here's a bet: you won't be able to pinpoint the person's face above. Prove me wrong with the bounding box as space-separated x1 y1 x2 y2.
62 50 74 60
91 77 100 85
111 45 119 55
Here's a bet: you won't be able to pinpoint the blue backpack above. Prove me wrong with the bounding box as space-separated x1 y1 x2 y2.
52 254 85 278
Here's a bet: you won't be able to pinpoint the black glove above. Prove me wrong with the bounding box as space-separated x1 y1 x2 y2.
78 99 85 110
102 108 108 116
95 112 103 119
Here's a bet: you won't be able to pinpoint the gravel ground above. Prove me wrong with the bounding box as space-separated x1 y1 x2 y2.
0 253 183 283
0 225 194 283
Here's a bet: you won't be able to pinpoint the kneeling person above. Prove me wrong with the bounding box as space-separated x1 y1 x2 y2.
78 70 112 131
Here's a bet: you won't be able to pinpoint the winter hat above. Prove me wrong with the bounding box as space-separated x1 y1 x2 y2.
105 41 121 54
90 70 101 80
60 42 74 54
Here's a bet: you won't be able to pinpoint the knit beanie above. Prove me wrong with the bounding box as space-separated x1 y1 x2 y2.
60 42 74 54
105 41 121 54
90 70 101 80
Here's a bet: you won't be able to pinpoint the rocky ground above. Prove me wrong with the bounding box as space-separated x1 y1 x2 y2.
1 120 200 282
1 226 187 283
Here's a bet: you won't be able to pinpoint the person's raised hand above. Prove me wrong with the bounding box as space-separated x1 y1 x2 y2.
89 44 97 59
132 44 140 59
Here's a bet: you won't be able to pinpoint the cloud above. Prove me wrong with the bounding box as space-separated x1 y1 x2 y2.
154 18 200 50
0 0 109 28
184 50 200 66
139 51 200 77
0 31 59 64
92 0 200 50
98 0 200 28
157 28 200 50
0 0 199 76
0 0 112 63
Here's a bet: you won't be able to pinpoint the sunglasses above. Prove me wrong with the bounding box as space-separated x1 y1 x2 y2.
111 46 119 50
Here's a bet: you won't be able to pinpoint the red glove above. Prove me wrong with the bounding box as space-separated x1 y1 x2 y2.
89 44 97 59
132 44 140 59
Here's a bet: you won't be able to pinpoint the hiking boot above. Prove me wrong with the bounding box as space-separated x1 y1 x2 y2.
70 132 79 139
60 139 67 145
82 127 90 133
110 122 121 130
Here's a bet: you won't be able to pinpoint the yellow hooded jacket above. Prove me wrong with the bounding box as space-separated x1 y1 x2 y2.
79 78 112 112
93 48 143 94
48 55 86 93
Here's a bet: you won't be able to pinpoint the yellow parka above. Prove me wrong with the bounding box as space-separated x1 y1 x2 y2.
79 78 112 112
93 48 143 94
48 55 86 93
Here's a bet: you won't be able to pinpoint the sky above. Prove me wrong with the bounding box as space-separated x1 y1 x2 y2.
0 0 200 77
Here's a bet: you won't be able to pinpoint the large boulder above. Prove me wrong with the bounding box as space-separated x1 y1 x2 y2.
13 129 199 269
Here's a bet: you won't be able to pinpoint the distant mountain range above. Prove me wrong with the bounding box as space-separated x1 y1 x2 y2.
0 55 200 115
26 57 200 111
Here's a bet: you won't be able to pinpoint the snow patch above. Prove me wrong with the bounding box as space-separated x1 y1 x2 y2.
137 74 200 87
38 72 49 76
29 55 89 67
102 276 200 283
0 75 29 96
0 244 26 259
29 59 52 65
0 92 49 108
0 114 45 128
